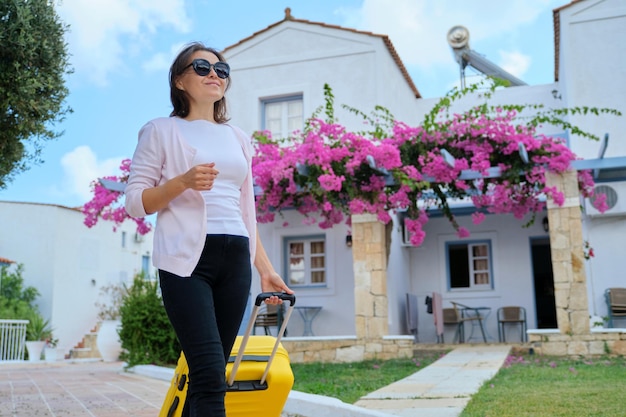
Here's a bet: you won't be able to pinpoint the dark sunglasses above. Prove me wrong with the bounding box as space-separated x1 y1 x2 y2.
185 59 230 79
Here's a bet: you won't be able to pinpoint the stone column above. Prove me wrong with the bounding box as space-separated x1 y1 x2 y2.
545 170 590 335
351 213 389 340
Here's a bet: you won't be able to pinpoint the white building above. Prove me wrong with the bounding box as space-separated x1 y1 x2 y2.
0 201 154 357
223 7 422 337
224 0 626 341
3 0 623 357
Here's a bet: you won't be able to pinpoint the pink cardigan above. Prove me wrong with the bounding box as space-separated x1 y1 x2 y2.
124 117 257 277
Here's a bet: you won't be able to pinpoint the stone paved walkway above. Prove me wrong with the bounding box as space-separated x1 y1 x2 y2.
0 360 168 416
0 345 511 417
354 345 511 417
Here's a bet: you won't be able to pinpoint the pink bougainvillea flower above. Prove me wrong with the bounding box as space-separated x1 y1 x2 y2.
85 82 610 246
82 159 152 235
471 212 486 225
457 227 470 238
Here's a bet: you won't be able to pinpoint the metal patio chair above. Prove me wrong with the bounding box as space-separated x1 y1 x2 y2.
497 306 527 342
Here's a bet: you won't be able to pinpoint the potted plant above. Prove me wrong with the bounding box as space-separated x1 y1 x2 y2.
44 337 59 362
96 283 125 361
25 313 53 362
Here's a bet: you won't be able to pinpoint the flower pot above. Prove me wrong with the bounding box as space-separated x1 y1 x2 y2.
97 319 122 362
25 341 46 362
44 346 58 362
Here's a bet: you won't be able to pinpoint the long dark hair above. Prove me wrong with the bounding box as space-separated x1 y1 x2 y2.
169 42 231 123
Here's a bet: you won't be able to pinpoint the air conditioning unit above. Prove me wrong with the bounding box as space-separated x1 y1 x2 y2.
401 221 413 247
584 182 626 217
396 211 415 247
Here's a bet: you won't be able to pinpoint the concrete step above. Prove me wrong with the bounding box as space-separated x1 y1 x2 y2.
66 326 101 360
68 347 98 359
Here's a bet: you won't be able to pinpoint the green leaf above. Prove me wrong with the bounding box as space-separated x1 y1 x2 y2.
0 0 73 188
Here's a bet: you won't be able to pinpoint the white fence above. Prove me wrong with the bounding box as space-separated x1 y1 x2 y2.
0 319 29 362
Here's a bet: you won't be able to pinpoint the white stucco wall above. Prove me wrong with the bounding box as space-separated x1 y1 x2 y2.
253 211 355 337
388 211 549 343
558 0 626 159
0 201 154 356
412 83 565 139
224 21 420 135
559 0 626 323
583 183 626 318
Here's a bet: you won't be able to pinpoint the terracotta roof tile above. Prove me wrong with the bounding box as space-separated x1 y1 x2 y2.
222 8 421 98
0 257 16 265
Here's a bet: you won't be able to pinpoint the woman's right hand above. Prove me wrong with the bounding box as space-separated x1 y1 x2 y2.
180 163 219 191
141 163 220 214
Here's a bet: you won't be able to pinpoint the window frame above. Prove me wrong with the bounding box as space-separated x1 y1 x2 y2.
282 234 327 288
261 94 304 140
445 239 494 291
141 254 151 276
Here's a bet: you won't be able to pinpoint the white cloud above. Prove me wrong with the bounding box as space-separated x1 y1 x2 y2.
334 0 562 96
346 0 561 69
60 146 125 201
498 50 531 78
56 0 192 86
141 53 172 74
142 43 188 74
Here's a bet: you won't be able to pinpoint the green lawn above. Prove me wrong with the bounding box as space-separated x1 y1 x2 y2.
460 355 626 417
290 351 445 404
291 353 626 416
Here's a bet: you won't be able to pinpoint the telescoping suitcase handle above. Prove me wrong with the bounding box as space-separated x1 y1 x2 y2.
227 292 296 387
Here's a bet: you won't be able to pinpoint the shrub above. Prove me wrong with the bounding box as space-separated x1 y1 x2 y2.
0 264 49 340
0 264 39 309
118 274 180 367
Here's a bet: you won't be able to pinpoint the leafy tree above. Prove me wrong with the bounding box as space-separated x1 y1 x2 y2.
0 0 72 188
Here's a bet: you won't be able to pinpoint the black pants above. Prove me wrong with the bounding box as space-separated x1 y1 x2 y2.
159 234 251 417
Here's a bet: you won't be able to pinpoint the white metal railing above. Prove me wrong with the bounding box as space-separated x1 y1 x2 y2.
0 319 29 362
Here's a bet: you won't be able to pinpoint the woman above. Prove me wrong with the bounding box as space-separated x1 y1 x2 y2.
125 42 293 417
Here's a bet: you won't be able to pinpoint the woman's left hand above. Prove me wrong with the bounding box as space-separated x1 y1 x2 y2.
260 272 294 304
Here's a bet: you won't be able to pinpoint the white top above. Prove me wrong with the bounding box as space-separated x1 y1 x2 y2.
174 118 248 237
125 117 257 277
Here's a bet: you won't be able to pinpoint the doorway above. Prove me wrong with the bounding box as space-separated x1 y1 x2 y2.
531 238 557 328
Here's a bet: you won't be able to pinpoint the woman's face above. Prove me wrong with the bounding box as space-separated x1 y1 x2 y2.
176 51 228 109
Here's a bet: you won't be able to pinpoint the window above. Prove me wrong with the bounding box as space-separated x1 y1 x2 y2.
142 254 150 276
121 231 126 248
284 236 326 287
262 95 303 140
447 241 492 290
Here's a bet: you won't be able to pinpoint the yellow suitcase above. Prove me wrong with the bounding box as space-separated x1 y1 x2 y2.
160 292 296 417
160 353 189 417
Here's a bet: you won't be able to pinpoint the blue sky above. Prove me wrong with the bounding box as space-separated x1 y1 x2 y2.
0 0 565 207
